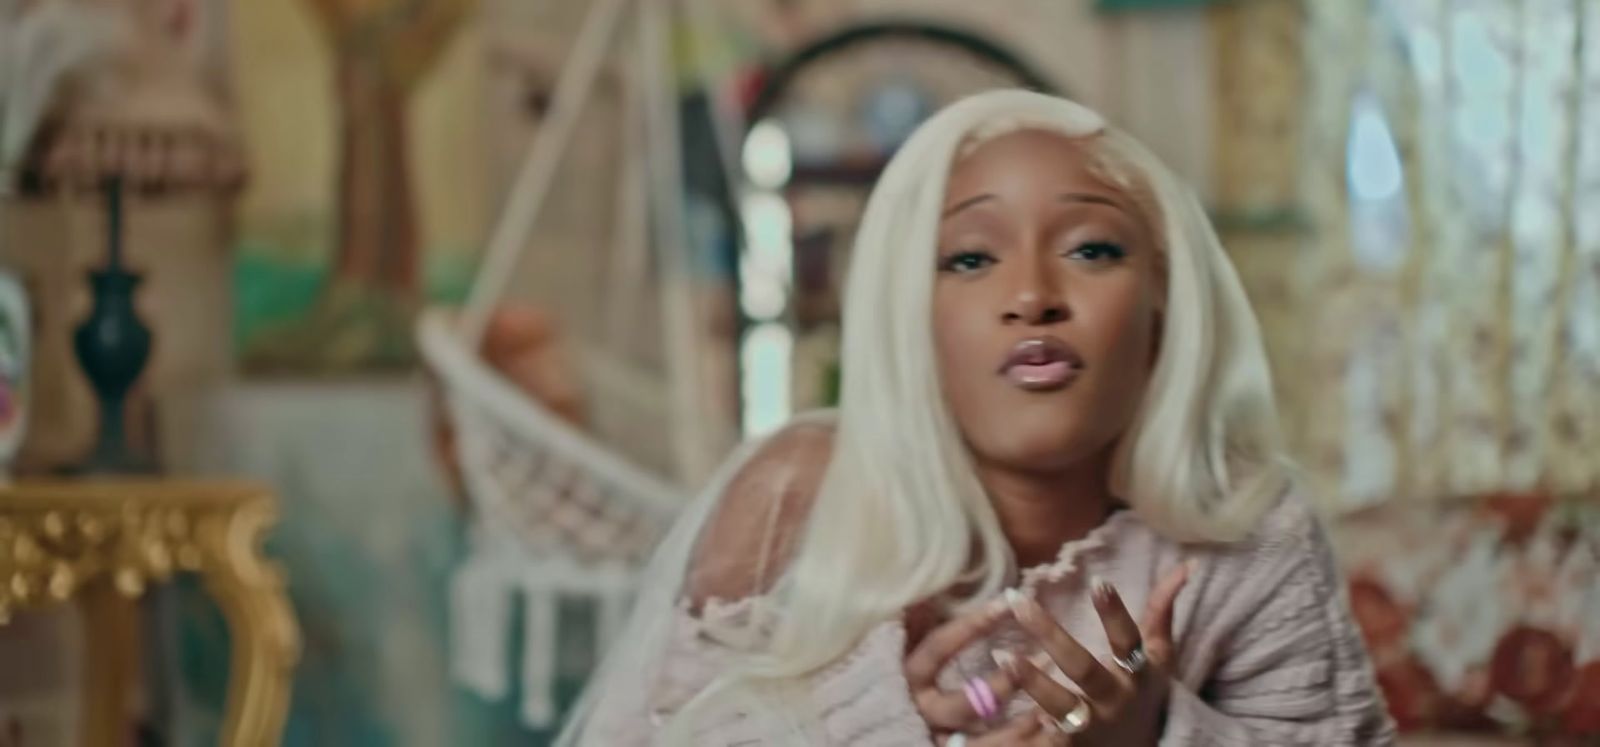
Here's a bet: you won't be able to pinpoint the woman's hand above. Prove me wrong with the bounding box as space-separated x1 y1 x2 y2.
995 562 1192 745
934 712 1072 746
903 599 1019 738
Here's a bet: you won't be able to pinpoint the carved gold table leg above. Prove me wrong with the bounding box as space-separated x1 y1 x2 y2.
196 495 300 746
0 481 301 747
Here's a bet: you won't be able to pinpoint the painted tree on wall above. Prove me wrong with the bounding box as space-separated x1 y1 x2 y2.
259 0 473 369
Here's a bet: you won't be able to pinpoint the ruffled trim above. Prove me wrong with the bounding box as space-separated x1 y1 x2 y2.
673 595 774 651
692 594 764 623
1017 508 1141 594
678 508 1142 632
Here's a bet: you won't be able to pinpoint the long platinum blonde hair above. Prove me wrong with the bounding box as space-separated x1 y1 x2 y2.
558 89 1288 744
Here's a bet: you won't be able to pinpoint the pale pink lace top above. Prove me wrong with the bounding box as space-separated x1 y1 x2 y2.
583 423 1397 745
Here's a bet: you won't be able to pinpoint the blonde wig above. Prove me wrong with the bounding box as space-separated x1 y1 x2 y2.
558 89 1289 744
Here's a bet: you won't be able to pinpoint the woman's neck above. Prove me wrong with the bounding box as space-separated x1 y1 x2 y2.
976 449 1118 569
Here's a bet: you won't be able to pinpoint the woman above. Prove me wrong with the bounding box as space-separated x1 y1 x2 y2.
558 90 1394 745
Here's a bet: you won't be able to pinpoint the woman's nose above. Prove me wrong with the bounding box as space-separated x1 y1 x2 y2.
1001 259 1069 325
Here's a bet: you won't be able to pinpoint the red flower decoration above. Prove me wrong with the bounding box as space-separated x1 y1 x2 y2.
1478 492 1553 544
1348 576 1409 654
1490 626 1575 713
1376 655 1443 731
1454 666 1494 710
1433 667 1500 733
1563 660 1600 735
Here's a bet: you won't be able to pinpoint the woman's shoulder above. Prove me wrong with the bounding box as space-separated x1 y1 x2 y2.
718 414 837 512
1186 489 1334 581
1175 492 1352 640
1246 488 1325 549
685 415 837 605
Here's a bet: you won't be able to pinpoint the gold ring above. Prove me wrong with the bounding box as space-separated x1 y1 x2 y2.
1057 698 1091 734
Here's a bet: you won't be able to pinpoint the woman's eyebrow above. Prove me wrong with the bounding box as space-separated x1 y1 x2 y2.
942 193 995 218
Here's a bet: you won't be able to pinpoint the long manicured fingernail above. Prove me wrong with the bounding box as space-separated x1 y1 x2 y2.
992 649 1017 675
1028 651 1053 670
1091 575 1115 605
1004 588 1028 619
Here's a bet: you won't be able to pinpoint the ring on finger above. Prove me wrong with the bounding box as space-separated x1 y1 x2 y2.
1056 699 1092 735
1114 643 1148 675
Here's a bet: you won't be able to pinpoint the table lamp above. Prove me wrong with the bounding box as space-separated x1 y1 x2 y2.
10 4 244 473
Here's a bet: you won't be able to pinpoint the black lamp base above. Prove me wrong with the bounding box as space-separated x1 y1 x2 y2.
71 179 157 475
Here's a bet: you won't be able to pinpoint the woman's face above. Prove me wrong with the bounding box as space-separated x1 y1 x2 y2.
933 129 1162 475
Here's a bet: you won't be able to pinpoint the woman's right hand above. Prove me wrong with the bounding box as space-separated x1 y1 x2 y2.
903 599 1019 739
936 712 1066 746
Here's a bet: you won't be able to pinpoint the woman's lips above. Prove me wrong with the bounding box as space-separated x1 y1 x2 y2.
1006 360 1078 389
999 336 1085 391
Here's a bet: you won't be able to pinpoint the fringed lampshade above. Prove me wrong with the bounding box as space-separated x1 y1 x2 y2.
15 22 245 196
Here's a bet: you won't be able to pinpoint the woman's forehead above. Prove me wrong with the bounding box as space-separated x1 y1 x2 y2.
943 129 1142 214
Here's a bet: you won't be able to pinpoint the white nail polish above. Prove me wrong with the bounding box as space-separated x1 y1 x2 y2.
1091 575 1114 600
992 649 1016 672
1004 588 1030 623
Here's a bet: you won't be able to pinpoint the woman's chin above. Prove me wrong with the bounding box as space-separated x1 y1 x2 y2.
973 426 1107 475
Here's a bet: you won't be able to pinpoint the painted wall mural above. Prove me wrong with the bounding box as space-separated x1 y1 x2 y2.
229 0 487 372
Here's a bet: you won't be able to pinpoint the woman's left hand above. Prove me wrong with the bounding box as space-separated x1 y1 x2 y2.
994 562 1191 745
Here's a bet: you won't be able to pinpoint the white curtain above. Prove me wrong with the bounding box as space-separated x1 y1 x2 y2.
1289 0 1600 508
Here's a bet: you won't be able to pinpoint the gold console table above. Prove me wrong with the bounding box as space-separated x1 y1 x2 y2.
0 480 300 746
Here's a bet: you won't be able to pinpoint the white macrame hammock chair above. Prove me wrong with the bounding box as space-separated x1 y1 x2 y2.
417 0 742 727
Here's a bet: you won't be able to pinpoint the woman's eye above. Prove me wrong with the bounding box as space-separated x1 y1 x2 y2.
939 250 996 274
1066 241 1128 263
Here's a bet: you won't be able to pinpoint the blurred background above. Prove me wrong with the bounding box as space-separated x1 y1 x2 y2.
0 0 1596 744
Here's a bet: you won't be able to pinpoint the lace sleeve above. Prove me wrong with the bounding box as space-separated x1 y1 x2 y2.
580 420 826 733
579 419 933 745
684 419 833 609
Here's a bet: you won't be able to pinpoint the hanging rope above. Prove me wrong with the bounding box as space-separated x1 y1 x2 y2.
460 0 630 346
